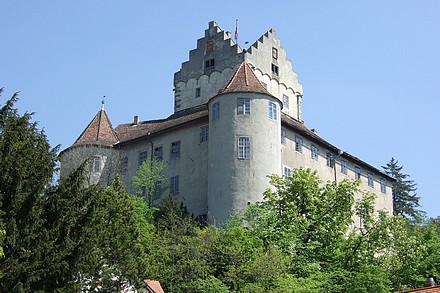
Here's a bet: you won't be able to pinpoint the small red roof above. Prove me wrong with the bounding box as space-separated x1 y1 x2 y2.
395 286 440 293
144 279 165 293
74 109 118 147
220 62 272 96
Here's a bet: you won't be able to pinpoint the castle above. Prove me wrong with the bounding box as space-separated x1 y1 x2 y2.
59 21 393 224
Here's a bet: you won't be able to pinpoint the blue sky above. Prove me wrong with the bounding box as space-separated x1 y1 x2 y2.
1 1 439 217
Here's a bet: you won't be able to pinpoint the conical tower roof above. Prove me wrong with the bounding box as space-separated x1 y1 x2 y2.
220 62 273 96
74 106 118 147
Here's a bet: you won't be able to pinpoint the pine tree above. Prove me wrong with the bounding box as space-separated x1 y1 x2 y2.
382 157 422 221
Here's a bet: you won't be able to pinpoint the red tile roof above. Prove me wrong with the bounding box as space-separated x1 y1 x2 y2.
74 109 118 147
144 279 165 293
395 286 440 293
220 62 273 96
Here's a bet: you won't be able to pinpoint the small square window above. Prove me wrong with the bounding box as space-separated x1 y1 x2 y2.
326 152 334 167
170 176 179 193
281 128 287 144
367 172 374 187
269 102 277 120
154 146 163 161
311 144 318 160
341 159 347 174
171 141 181 159
212 102 220 121
295 136 303 153
355 166 361 180
138 151 148 166
205 58 215 70
238 137 250 159
200 125 209 143
272 47 278 59
237 98 251 115
271 63 279 75
195 87 201 98
380 178 387 193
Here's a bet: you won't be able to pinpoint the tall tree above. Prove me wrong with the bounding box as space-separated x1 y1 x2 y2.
0 89 58 291
383 157 422 221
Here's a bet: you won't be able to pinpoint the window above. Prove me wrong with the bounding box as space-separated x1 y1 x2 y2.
154 180 162 198
170 176 179 193
238 137 250 159
355 166 361 180
271 63 279 75
138 151 148 166
368 172 374 187
272 47 278 59
380 178 387 193
283 95 289 109
326 152 334 167
119 156 128 174
281 128 287 144
195 87 201 98
237 98 251 115
269 102 277 120
295 136 303 153
154 146 163 161
212 102 220 121
284 166 292 178
171 141 181 159
311 144 318 160
206 40 214 53
341 159 347 174
200 125 209 142
205 58 215 70
92 156 101 172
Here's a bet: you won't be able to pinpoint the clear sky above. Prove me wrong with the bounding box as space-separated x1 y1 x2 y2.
1 1 439 217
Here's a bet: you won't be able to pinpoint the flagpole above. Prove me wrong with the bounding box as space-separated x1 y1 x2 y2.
234 19 238 44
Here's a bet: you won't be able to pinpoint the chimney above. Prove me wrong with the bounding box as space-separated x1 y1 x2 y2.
427 277 436 287
133 116 140 125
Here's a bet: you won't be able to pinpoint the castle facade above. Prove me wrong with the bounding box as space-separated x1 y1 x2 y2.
60 21 393 224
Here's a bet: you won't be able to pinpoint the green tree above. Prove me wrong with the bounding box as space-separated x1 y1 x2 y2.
383 157 422 221
132 158 166 205
0 89 58 291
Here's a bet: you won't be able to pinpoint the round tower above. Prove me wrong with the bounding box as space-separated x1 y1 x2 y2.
207 62 282 224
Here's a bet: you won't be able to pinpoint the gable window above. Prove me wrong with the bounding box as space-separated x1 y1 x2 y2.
283 95 289 109
138 151 148 166
200 125 209 143
154 146 163 161
355 166 361 180
326 152 334 167
272 47 278 59
269 102 277 120
92 156 101 172
271 63 279 75
368 172 374 187
205 58 215 70
171 141 181 159
237 137 250 159
311 144 318 160
206 40 214 53
281 128 287 144
212 102 220 121
341 159 347 174
380 178 387 193
195 87 201 98
295 136 303 153
170 176 179 193
237 98 251 115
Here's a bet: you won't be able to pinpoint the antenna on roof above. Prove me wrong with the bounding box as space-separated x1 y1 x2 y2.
234 19 238 44
101 96 105 110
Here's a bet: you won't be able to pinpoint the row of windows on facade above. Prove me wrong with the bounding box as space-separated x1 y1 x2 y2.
211 99 279 121
281 134 387 193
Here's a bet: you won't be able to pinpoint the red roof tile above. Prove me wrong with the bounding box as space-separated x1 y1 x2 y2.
144 279 165 293
220 62 272 96
74 109 118 147
395 286 440 293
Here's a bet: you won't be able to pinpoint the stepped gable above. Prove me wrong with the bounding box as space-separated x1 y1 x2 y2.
74 108 118 147
220 62 273 96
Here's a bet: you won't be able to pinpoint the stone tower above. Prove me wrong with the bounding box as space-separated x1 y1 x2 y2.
207 62 283 223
